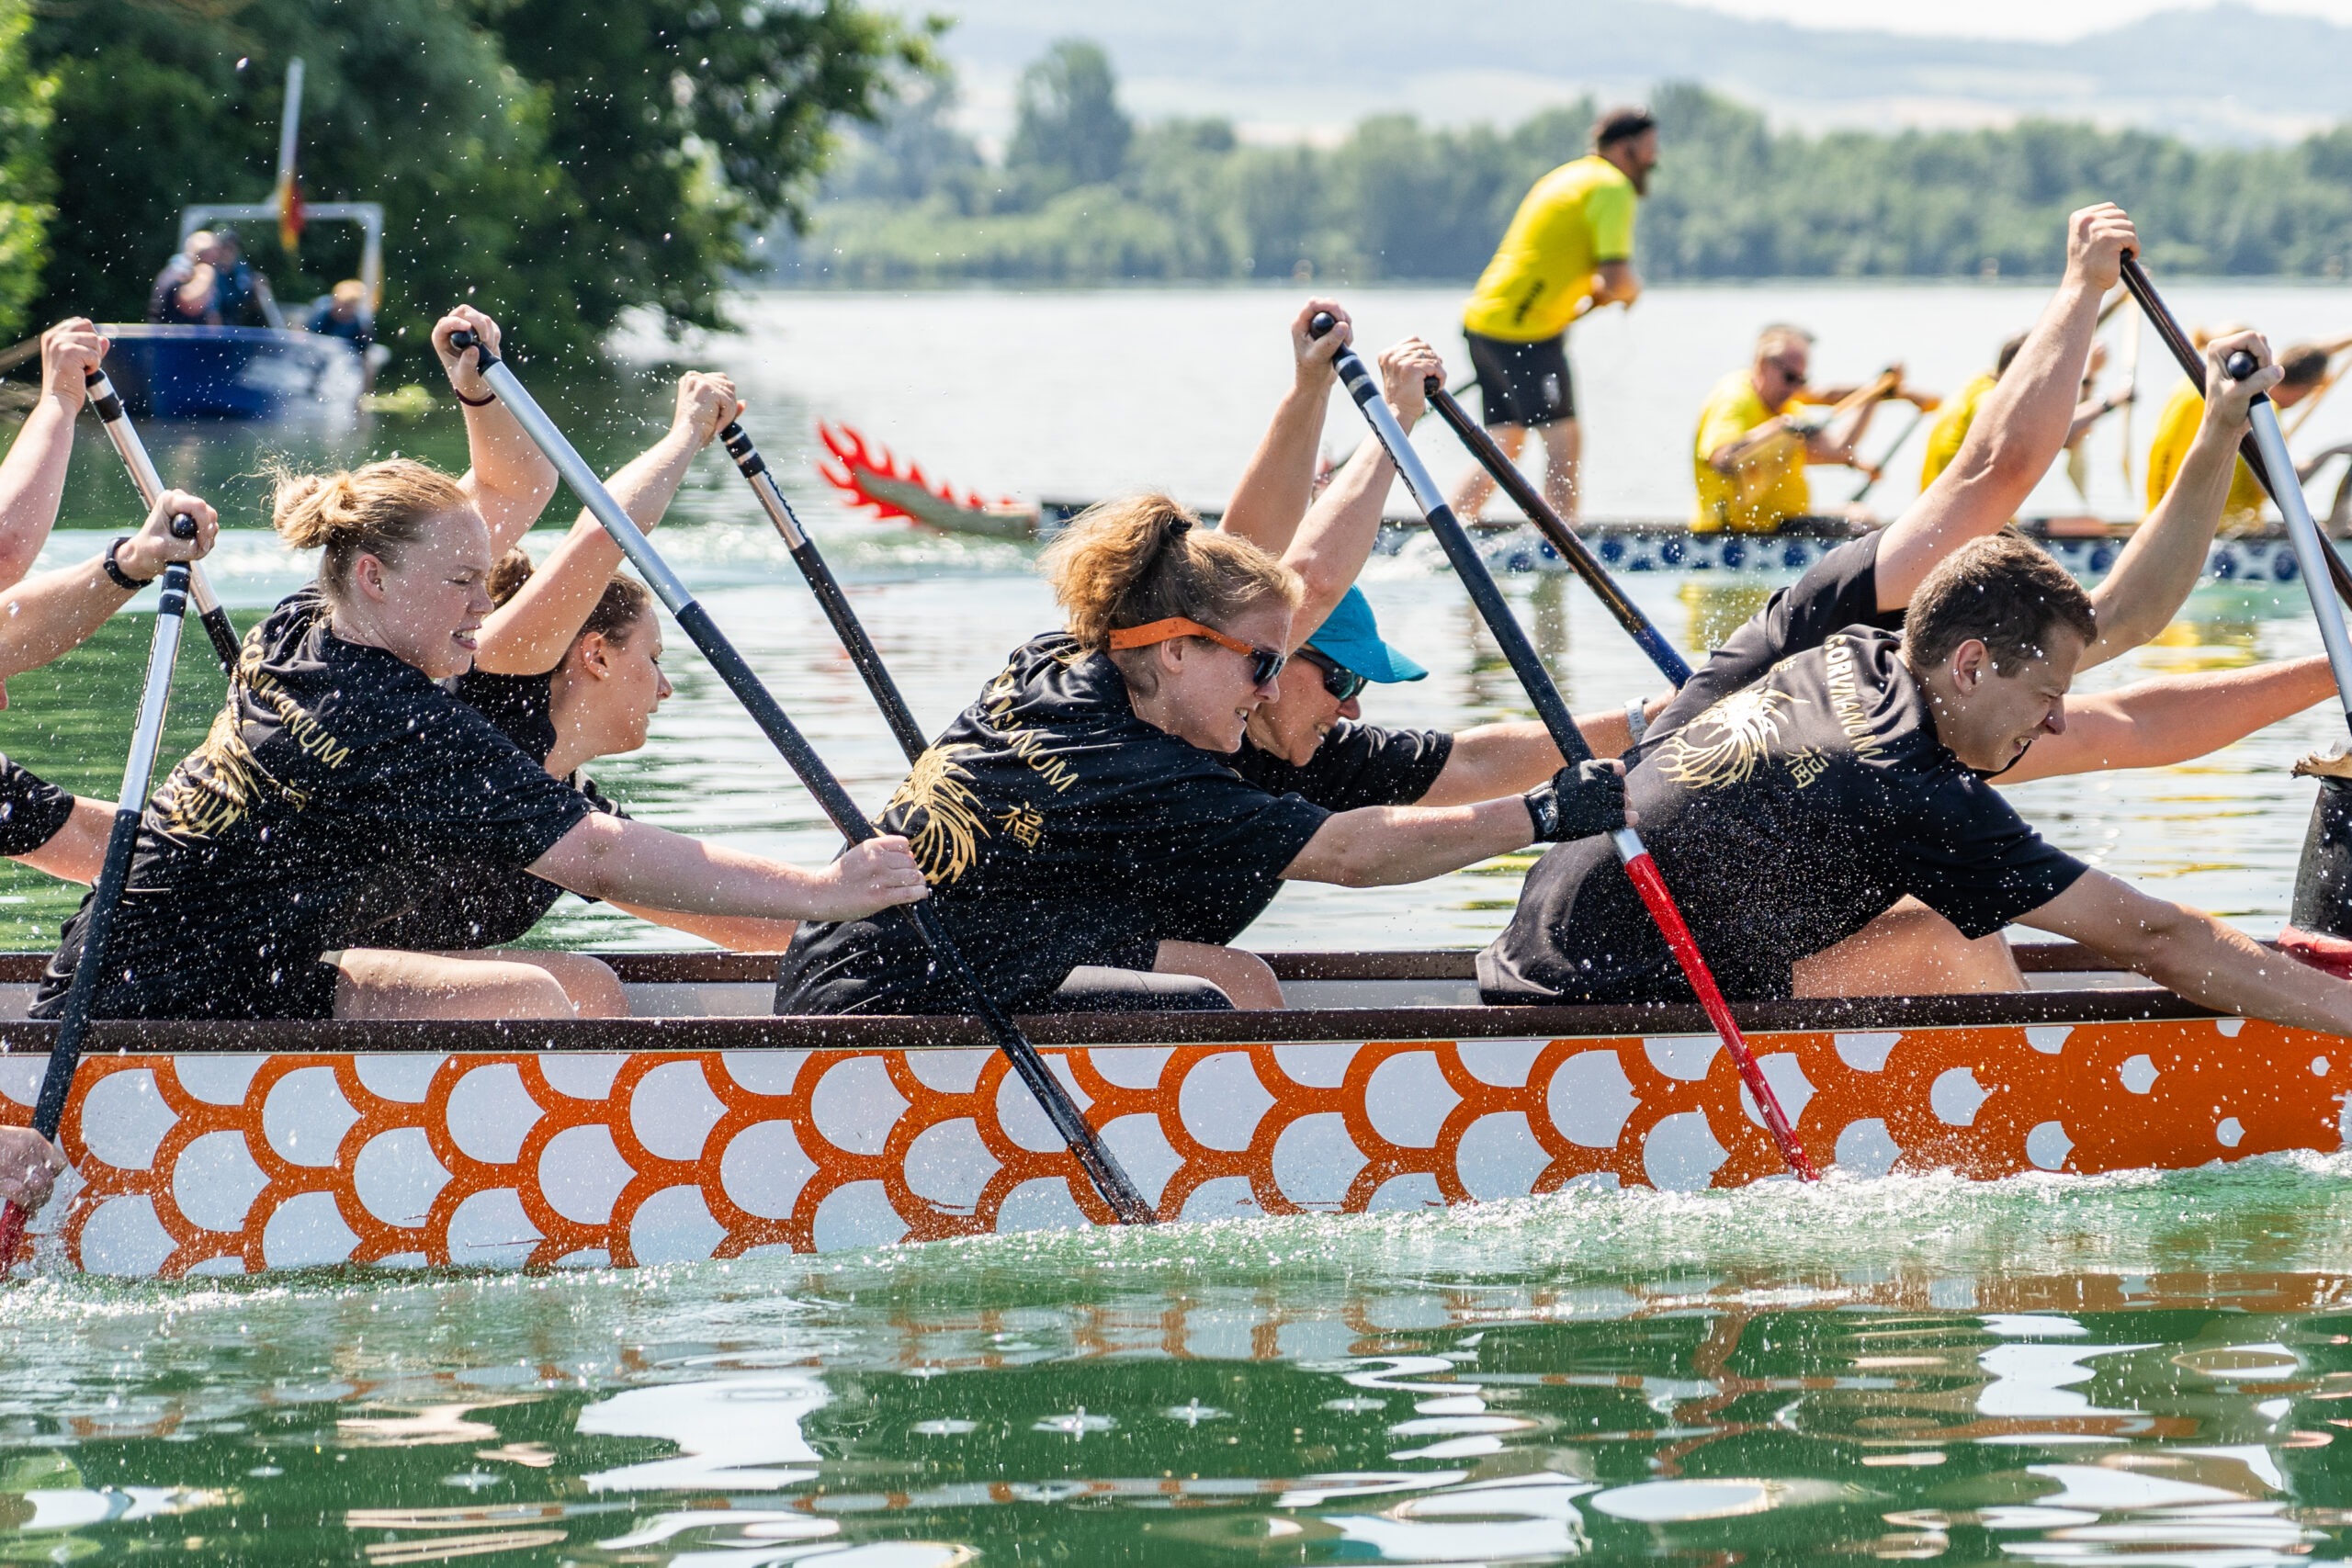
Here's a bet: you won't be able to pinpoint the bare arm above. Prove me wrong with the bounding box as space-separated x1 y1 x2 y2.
2081 333 2277 669
0 490 219 682
1592 261 1640 309
1281 795 1535 887
471 373 739 676
1417 696 1675 806
2021 870 2352 1035
1279 338 1443 646
1997 655 2334 785
0 322 108 589
1219 298 1348 554
527 815 928 922
11 795 106 885
606 898 801 953
434 307 560 552
1876 204 2140 610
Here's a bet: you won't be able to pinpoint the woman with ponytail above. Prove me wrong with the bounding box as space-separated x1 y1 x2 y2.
779 313 1631 1017
35 311 928 1024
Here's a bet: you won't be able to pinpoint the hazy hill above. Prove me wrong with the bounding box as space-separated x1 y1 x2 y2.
920 1 2352 145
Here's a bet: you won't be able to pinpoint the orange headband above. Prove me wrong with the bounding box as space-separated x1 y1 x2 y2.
1106 617 1250 656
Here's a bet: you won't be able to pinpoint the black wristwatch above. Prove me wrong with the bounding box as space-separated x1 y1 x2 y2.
103 535 154 591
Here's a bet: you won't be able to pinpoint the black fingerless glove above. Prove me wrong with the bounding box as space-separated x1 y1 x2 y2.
1524 760 1626 842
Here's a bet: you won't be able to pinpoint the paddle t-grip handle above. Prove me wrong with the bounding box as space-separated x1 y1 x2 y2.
2225 349 2262 389
170 513 197 541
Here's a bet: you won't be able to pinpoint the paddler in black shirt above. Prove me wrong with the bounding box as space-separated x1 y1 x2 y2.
779 311 1633 1016
35 310 931 1025
344 371 801 1011
1482 531 2352 1043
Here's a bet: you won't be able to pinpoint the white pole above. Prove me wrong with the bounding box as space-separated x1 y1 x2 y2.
275 60 304 194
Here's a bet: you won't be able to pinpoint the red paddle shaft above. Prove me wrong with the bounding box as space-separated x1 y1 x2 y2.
1617 832 1820 1178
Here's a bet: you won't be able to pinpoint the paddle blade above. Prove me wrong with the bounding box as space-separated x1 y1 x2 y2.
0 1199 25 1272
1616 838 1822 1180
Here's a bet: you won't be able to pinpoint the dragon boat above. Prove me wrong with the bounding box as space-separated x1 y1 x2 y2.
814 421 2322 583
2 940 2346 1280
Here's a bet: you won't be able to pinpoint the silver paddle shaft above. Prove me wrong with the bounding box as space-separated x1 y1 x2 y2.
464 360 696 617
2247 396 2352 737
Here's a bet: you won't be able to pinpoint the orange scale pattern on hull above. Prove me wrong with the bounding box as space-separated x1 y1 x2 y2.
0 1017 2343 1277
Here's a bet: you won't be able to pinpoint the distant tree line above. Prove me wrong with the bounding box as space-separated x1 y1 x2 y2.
776 39 2352 288
0 0 927 356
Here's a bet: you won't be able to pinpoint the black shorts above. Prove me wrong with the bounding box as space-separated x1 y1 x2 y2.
1465 330 1574 429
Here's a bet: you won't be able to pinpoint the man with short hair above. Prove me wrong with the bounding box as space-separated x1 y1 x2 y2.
1480 531 2352 1036
1691 324 1927 534
1449 107 1658 527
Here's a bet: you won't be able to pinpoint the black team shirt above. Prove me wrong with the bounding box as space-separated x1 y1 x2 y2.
779 633 1454 1015
347 668 625 952
35 587 592 1020
1480 533 2088 1004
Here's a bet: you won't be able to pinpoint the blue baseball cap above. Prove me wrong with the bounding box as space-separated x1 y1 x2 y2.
1304 585 1427 683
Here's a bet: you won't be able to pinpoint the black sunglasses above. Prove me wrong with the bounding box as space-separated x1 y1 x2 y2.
1295 644 1369 702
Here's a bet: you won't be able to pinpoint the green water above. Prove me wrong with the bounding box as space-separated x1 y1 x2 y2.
11 1159 2352 1562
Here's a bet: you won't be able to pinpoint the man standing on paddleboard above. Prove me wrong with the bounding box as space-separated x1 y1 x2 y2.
1449 107 1657 528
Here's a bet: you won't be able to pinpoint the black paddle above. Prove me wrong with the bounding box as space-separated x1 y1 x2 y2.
1425 384 1692 686
718 421 928 764
446 332 1156 1226
1310 315 1818 1180
2118 257 2352 610
0 519 200 1270
83 368 243 675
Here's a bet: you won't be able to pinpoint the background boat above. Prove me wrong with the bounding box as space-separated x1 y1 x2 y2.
818 419 2322 582
96 323 364 421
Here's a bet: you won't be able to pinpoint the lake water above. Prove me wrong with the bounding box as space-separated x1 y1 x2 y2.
8 281 2352 1563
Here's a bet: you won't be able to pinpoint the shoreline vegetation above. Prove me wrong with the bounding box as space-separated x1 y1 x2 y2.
0 0 929 361
770 41 2352 292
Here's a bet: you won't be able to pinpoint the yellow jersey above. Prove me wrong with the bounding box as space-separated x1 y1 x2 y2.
2145 379 2266 531
1691 371 1812 533
1920 372 1996 490
1462 156 1636 344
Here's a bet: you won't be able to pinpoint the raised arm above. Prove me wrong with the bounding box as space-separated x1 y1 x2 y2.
470 372 740 676
2079 333 2278 668
1996 654 2332 785
0 321 108 589
1876 204 2139 610
528 815 928 922
2022 870 2352 1036
0 489 218 682
435 307 560 552
1278 338 1444 646
1219 299 1349 553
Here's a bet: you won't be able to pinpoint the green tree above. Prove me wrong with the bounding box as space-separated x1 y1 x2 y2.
473 0 931 344
0 0 51 344
29 0 564 355
1006 39 1130 198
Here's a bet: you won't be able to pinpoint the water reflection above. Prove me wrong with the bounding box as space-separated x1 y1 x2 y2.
4 1158 2352 1562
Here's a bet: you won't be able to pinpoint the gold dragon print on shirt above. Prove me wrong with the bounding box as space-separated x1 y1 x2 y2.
1657 683 1806 791
891 743 990 885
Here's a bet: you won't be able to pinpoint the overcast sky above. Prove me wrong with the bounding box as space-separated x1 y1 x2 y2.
1679 0 2352 38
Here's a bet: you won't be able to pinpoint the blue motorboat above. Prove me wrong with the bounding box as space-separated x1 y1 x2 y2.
107 189 383 421
95 323 365 420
